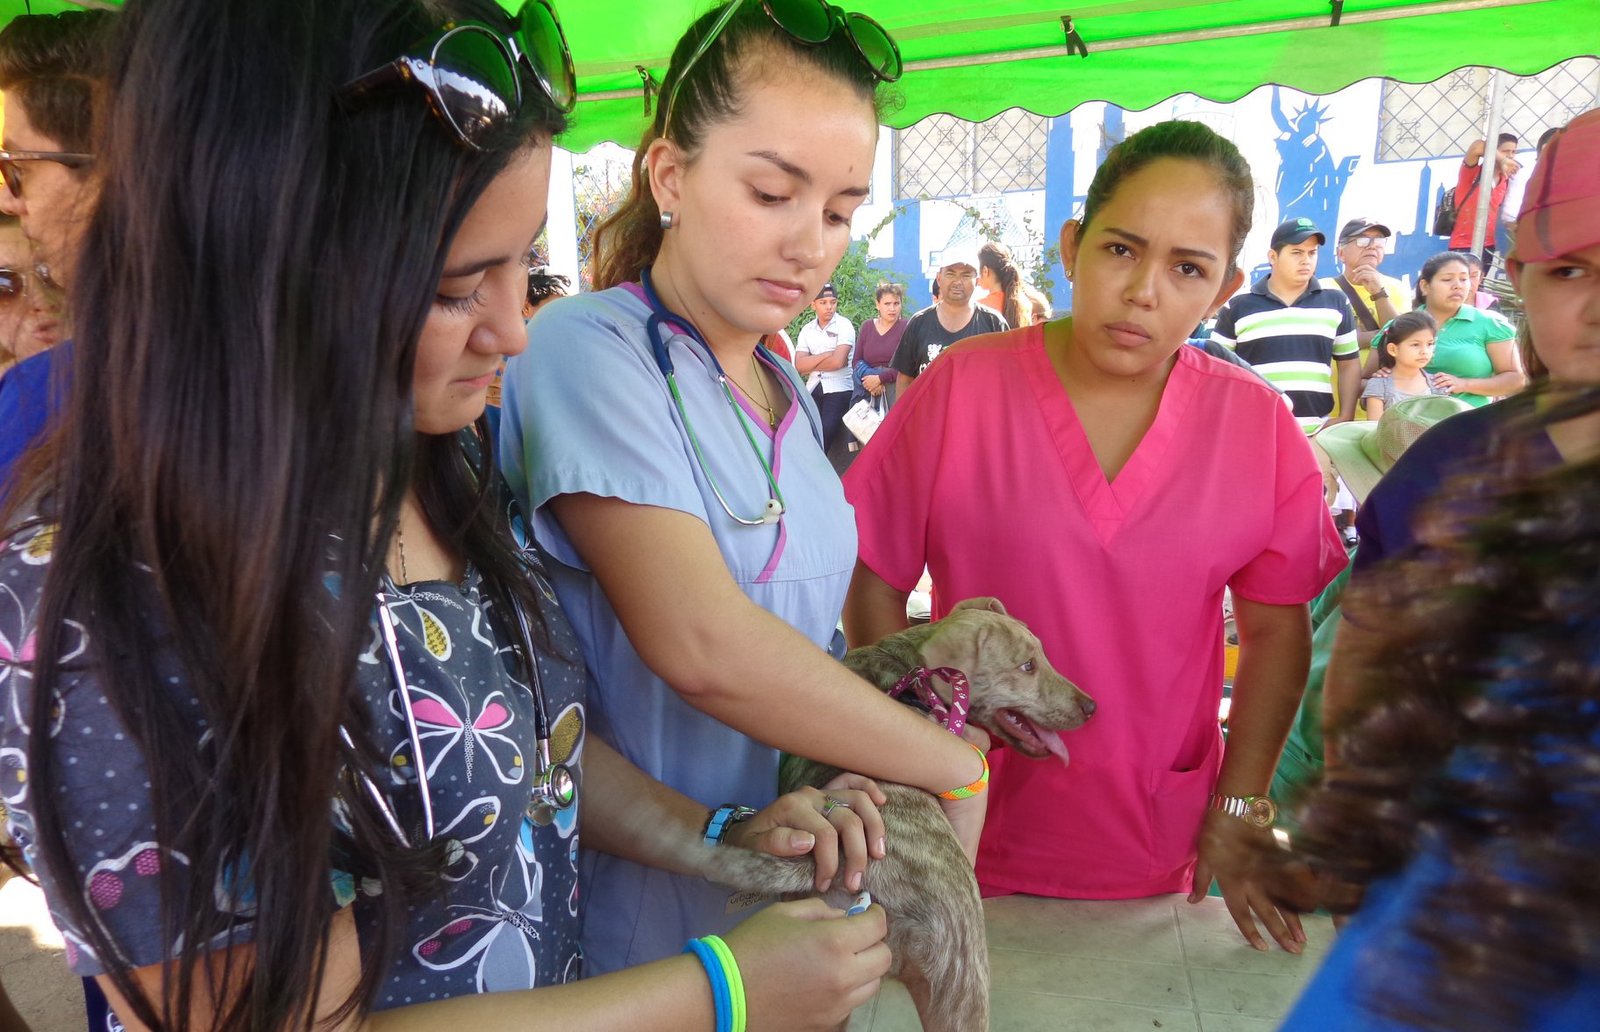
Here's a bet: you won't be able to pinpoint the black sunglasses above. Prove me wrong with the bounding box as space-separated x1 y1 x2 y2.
0 149 94 199
662 0 902 131
339 0 576 151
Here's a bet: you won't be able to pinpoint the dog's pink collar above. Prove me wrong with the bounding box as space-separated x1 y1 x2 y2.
888 666 970 738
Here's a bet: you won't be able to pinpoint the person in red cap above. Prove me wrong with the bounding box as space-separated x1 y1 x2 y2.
1275 107 1600 1030
1331 107 1600 721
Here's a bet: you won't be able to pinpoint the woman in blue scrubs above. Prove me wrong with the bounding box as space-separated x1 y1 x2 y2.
499 0 990 975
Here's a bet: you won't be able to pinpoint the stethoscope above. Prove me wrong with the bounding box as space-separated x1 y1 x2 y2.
347 585 577 849
641 266 787 527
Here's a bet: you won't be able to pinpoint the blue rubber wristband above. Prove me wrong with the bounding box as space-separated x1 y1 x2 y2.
685 937 733 1032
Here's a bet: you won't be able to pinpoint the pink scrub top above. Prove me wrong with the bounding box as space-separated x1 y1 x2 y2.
844 324 1346 899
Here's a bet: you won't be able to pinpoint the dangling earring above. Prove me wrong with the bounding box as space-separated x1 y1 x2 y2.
660 211 676 230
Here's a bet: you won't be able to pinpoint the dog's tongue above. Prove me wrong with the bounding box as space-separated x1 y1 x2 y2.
1029 725 1072 767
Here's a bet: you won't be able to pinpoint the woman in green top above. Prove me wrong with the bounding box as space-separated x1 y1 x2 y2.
1412 251 1525 406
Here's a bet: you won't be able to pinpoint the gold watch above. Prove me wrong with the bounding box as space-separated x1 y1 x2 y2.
1208 793 1278 829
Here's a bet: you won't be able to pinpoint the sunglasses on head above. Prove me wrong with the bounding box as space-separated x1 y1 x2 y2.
662 0 902 132
0 150 94 200
339 0 575 151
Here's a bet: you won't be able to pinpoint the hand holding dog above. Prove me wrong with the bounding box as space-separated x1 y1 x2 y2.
1190 812 1307 954
725 898 891 1029
725 777 888 893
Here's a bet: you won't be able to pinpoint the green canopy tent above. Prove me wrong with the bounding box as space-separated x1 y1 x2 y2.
2 0 1596 151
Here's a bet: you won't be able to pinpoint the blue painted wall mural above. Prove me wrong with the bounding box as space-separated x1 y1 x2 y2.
1270 87 1360 279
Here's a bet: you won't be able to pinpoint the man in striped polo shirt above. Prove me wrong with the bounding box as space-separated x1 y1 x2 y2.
1211 218 1360 434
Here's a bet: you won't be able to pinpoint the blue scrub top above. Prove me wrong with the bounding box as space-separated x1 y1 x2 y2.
498 285 857 974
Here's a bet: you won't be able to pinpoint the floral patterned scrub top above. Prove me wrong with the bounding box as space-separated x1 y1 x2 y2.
0 509 587 1011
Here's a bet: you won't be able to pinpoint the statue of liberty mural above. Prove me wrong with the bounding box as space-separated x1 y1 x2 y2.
1272 86 1359 276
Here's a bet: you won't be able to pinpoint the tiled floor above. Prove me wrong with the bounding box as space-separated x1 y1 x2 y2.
0 876 1330 1030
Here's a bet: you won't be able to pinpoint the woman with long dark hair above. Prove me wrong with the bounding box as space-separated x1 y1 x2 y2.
0 2 890 1029
976 240 1050 329
1272 388 1600 1030
500 0 991 977
1283 110 1600 1029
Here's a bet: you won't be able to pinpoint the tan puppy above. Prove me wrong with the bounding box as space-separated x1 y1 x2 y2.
706 598 1095 1032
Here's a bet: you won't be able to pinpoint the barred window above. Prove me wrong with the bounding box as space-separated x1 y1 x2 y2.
894 109 1049 199
1377 57 1600 162
571 144 634 292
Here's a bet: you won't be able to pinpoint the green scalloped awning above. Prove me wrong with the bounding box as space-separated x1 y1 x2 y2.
5 0 1597 151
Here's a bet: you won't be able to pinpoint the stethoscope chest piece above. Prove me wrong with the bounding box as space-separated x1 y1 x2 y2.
526 761 577 826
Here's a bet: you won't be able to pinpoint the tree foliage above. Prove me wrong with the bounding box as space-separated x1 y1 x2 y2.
786 207 908 340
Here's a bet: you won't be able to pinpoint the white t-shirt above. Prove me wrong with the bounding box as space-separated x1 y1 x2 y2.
796 315 856 393
1502 151 1535 226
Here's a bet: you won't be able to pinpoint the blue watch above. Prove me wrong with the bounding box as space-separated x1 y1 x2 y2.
703 804 758 846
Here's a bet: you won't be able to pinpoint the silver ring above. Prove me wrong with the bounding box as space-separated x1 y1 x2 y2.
822 797 853 816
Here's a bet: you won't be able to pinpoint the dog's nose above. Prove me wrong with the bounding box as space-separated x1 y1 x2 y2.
1079 696 1097 718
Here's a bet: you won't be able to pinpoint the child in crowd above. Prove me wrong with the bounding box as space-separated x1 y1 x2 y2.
1359 311 1450 418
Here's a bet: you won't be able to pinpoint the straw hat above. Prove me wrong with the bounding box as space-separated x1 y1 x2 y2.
1314 395 1473 504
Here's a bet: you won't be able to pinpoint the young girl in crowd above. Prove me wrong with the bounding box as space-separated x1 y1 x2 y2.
499 0 989 978
845 120 1347 954
0 2 892 1029
1360 311 1449 418
1411 250 1522 406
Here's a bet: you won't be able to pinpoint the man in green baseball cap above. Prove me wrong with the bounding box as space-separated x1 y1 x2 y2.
1211 217 1361 435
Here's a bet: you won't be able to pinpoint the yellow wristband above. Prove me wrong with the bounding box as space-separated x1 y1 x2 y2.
936 742 990 800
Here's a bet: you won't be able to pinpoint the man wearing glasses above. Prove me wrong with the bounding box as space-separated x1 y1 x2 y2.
0 11 111 495
1322 217 1409 369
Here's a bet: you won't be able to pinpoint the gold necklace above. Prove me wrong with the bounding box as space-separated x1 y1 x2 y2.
727 354 777 429
747 353 778 429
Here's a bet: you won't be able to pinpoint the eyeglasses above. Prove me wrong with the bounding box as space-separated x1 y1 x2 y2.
0 264 56 305
1343 235 1386 249
662 0 902 132
339 0 576 152
0 149 94 199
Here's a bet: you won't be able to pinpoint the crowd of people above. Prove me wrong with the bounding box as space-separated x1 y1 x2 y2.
0 1 1593 1030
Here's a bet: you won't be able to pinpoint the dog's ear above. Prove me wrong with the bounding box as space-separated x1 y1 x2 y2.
920 609 993 679
951 596 1007 616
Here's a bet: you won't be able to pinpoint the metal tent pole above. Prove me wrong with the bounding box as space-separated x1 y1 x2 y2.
1470 68 1507 259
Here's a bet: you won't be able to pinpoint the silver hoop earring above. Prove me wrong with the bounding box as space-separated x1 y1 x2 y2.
660 211 676 230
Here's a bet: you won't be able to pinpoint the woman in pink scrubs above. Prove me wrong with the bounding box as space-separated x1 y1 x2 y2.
843 120 1346 954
